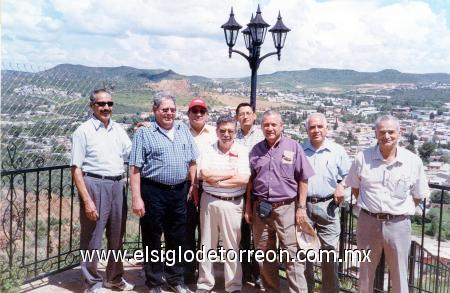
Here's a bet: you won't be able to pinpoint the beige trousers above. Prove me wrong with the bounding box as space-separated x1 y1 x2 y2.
252 200 308 293
197 192 243 292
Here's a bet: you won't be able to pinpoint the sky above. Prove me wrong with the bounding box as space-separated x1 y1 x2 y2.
2 0 450 78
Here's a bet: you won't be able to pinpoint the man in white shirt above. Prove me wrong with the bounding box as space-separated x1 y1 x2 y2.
71 89 133 293
196 115 250 293
345 115 430 293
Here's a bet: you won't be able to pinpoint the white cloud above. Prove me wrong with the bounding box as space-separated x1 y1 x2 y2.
2 0 450 77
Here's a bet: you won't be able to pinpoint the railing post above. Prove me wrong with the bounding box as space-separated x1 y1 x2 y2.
374 251 386 292
408 242 416 289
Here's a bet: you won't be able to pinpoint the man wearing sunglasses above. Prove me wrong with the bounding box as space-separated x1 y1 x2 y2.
129 92 198 293
185 98 217 284
71 89 134 293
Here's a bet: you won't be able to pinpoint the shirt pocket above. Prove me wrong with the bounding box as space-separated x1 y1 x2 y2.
392 175 411 200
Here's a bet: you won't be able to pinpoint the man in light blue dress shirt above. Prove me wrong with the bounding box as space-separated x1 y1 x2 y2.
302 113 350 293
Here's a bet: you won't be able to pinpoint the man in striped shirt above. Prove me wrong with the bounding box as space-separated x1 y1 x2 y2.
129 92 198 293
196 115 250 293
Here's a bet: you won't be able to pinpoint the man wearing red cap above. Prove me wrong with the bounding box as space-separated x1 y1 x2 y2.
185 97 217 284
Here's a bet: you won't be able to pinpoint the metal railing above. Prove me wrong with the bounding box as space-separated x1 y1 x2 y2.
1 164 449 292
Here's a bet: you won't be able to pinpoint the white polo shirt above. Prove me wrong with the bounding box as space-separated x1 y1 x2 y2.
200 142 250 198
71 116 132 176
345 145 430 215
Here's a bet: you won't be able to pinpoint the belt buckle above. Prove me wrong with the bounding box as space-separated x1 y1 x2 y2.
311 197 319 204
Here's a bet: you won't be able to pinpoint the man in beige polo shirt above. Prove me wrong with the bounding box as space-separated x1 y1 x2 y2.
196 114 250 293
344 115 430 293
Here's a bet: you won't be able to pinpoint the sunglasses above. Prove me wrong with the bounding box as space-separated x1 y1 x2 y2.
94 101 114 107
191 108 207 115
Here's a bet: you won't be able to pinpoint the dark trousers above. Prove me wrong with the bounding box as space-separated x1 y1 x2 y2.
185 197 199 277
240 219 260 281
140 180 188 288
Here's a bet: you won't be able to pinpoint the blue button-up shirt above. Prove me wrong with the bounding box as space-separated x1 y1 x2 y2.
129 121 199 185
302 139 351 198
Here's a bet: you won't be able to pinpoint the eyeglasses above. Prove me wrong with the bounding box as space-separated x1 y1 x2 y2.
219 129 235 135
237 111 253 117
191 108 207 115
160 108 176 113
94 101 114 107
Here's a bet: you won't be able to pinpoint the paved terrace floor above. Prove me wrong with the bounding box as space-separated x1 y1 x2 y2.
21 261 289 292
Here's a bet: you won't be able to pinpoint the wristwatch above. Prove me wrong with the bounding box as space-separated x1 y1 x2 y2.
296 202 306 209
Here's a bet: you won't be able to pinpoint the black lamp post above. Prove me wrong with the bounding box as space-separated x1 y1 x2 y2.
221 5 290 110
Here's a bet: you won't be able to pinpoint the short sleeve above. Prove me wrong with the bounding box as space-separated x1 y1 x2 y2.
345 152 362 188
119 126 132 161
295 144 315 181
338 146 351 178
412 158 430 199
70 127 86 168
129 128 145 168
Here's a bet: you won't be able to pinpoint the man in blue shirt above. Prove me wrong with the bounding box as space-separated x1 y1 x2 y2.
302 113 350 293
129 92 198 293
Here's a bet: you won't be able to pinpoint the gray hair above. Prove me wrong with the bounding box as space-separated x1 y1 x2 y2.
153 92 176 108
305 112 327 129
261 110 283 125
375 115 400 131
216 114 236 128
89 88 110 104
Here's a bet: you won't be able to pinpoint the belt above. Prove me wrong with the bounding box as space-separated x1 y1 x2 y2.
141 178 186 190
307 194 334 204
83 172 122 181
208 193 243 201
256 197 296 209
361 209 407 221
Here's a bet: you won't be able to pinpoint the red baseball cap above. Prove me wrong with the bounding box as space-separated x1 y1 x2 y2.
188 98 208 110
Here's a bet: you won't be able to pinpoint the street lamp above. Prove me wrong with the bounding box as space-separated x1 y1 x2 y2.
221 5 290 110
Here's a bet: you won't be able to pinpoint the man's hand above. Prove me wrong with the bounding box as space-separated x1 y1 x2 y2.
134 121 150 131
132 196 145 218
83 198 99 221
188 184 199 207
296 208 308 225
244 202 253 224
334 183 345 204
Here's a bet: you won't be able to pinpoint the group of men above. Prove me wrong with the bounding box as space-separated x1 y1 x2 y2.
72 89 429 293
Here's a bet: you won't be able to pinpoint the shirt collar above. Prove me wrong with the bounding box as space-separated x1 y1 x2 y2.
213 141 237 155
152 120 180 132
238 125 256 137
189 123 211 136
90 115 113 131
304 138 331 152
372 145 406 164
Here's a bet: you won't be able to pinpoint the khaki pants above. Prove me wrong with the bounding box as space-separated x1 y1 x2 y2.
252 200 307 293
357 210 411 293
197 192 243 292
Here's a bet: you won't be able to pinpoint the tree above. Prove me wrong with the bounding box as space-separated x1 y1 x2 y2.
405 143 416 154
418 142 436 163
429 112 435 120
430 190 450 204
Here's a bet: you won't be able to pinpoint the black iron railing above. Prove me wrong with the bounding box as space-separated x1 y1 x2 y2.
1 164 449 292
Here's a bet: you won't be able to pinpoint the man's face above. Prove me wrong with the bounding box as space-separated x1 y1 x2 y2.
262 114 283 142
307 116 328 146
376 120 399 149
91 91 113 125
236 106 256 128
216 122 236 148
154 98 176 129
188 106 208 129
